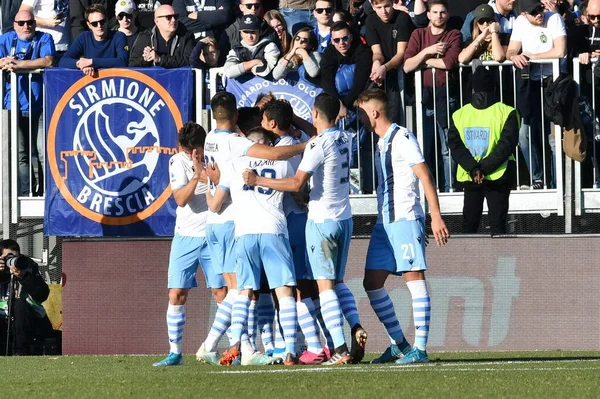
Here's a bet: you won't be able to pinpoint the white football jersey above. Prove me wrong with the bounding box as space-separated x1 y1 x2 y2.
204 129 255 224
274 133 308 216
375 123 425 224
219 156 294 237
298 127 352 223
169 152 209 237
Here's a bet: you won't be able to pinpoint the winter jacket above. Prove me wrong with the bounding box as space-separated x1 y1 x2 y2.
129 25 195 67
224 38 281 78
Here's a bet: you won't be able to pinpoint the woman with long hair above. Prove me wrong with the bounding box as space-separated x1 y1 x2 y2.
264 10 292 55
458 4 505 64
272 27 321 80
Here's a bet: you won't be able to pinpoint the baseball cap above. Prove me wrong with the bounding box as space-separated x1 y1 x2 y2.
240 15 262 32
115 0 136 15
472 4 495 23
519 0 543 14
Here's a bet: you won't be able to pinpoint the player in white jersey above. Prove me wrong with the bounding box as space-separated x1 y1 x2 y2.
153 123 227 367
261 99 331 364
243 93 365 365
205 127 299 366
197 92 307 363
356 89 449 365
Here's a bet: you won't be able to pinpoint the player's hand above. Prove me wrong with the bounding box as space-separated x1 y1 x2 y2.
242 168 259 186
206 160 221 185
192 149 205 182
431 216 449 246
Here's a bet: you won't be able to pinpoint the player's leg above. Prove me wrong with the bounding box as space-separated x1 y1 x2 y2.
256 285 275 354
395 219 431 364
364 223 411 364
153 235 199 367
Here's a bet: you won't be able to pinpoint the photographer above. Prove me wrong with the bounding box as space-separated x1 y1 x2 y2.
0 239 53 356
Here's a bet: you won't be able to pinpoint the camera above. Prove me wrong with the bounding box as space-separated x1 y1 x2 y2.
1 254 32 273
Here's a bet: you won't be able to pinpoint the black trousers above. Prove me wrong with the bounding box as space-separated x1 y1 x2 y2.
0 298 53 355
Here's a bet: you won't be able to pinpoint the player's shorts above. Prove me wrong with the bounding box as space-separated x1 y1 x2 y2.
206 221 236 275
168 234 226 289
305 217 353 281
236 234 296 291
365 218 427 275
287 211 310 280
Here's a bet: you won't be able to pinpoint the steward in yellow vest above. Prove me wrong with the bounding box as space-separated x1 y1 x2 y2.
448 67 519 235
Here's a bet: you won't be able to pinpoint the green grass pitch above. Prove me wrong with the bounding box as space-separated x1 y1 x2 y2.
5 351 600 398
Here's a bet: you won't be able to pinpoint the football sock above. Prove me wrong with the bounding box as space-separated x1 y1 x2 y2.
297 298 323 354
407 280 430 351
366 287 405 344
247 299 257 350
335 283 361 328
278 296 298 356
230 295 250 348
167 303 185 355
319 289 346 349
257 294 275 351
204 289 237 352
274 313 286 355
313 298 334 349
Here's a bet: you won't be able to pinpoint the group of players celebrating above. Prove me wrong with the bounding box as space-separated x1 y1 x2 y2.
153 88 449 367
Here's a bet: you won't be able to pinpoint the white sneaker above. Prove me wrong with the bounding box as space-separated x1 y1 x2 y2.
196 343 220 365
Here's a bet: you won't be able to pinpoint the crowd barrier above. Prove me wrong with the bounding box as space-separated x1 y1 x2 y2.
2 59 600 234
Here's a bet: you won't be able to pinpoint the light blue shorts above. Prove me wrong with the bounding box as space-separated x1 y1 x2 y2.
305 218 353 281
206 222 236 275
236 234 297 291
168 234 226 289
287 212 310 280
365 219 427 275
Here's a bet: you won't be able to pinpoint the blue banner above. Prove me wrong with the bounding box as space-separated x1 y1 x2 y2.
44 68 192 236
226 73 322 122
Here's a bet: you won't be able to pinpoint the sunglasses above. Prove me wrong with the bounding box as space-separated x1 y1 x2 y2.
156 14 178 21
477 18 495 24
244 3 261 9
294 36 310 44
589 14 600 20
15 20 35 27
332 35 350 44
529 6 544 17
88 18 106 27
315 7 333 14
118 12 133 20
241 30 258 34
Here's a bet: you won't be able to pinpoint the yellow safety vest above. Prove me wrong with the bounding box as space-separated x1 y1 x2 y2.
452 102 516 182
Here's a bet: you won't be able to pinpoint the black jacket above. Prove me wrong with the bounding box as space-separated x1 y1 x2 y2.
0 258 50 309
129 25 195 68
448 92 519 182
172 0 233 37
320 39 373 109
1 0 20 34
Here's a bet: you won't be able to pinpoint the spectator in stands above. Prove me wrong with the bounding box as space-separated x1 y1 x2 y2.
461 0 518 46
366 0 415 124
273 26 321 80
223 15 281 78
506 0 566 189
1 1 21 34
172 0 232 39
114 0 140 50
70 0 117 40
20 0 70 59
0 10 55 196
458 4 506 63
404 0 461 192
576 0 600 64
346 0 368 33
60 4 129 74
137 0 166 31
313 0 334 52
448 66 518 235
129 4 194 67
320 21 373 117
265 10 292 53
222 0 280 57
0 239 54 356
190 36 220 68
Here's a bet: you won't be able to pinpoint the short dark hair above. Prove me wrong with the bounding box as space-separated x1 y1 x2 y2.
428 0 448 11
315 0 334 6
356 88 389 117
313 93 340 123
237 107 262 134
0 239 20 254
85 4 107 21
211 92 237 122
331 21 351 34
246 127 277 145
263 100 294 131
178 122 206 149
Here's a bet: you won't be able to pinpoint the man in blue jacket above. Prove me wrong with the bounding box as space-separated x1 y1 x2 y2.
60 3 128 74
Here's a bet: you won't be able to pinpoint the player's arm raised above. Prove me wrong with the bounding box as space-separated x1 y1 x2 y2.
411 162 449 246
243 169 311 193
171 149 206 207
246 142 307 160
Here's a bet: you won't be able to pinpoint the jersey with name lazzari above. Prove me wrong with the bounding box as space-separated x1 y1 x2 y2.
203 129 255 224
169 151 209 237
219 155 295 238
297 127 353 223
375 123 426 224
